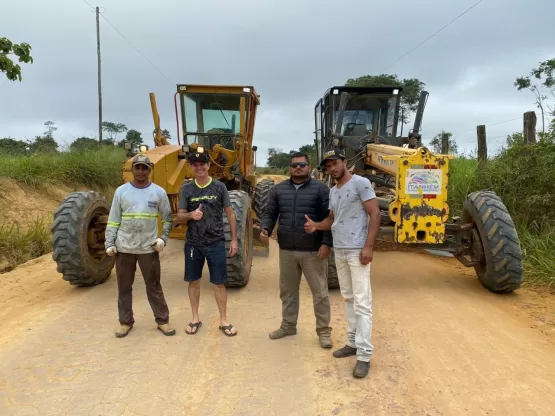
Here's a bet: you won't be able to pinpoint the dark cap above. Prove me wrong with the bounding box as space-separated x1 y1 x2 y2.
132 154 152 168
320 148 346 167
188 151 209 164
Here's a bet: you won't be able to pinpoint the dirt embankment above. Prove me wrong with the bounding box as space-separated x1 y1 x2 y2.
0 179 78 228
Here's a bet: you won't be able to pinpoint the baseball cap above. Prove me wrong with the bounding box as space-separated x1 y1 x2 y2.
320 148 346 167
132 154 152 168
188 152 209 164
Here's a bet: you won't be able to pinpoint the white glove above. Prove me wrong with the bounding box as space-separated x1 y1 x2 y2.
152 238 165 253
106 246 117 256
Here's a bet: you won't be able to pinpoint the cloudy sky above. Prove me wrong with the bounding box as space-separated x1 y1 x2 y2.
1 0 554 164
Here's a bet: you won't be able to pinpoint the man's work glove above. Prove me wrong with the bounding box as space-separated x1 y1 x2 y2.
152 238 166 253
106 246 117 256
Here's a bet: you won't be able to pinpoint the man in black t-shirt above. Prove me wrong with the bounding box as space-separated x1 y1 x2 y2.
176 151 239 337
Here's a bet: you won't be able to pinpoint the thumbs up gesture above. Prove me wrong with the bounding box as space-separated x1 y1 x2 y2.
304 215 317 234
190 203 203 221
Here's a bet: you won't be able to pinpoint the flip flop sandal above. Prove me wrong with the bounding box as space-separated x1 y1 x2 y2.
219 324 237 337
185 322 202 335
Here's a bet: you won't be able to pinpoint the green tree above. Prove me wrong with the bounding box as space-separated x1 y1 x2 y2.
162 129 171 141
43 121 57 138
0 138 29 155
102 121 128 143
514 58 555 133
345 74 426 124
299 144 317 166
29 136 58 153
70 137 101 152
267 148 293 169
0 37 33 82
119 129 143 148
428 131 458 154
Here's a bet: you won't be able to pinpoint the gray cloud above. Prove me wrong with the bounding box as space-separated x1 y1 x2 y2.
1 0 554 161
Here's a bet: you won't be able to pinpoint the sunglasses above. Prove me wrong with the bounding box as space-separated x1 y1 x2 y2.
290 162 309 168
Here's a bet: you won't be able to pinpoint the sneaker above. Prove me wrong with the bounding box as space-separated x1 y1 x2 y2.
333 345 357 358
269 327 297 339
115 324 132 338
157 323 176 336
319 333 333 348
353 360 370 378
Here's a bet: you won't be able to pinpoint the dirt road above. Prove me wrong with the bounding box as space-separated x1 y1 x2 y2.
1 239 555 416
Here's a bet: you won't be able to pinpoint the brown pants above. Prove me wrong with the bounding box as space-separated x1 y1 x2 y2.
278 249 332 335
115 252 170 326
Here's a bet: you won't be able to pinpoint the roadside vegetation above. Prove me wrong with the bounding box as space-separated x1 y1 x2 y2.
0 137 127 272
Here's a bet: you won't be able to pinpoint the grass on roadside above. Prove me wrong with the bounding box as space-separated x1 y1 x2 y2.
447 147 555 288
0 217 52 272
0 146 127 189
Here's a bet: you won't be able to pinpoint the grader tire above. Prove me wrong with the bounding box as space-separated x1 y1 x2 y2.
462 190 523 293
254 179 275 219
327 248 340 290
51 191 115 286
225 190 253 288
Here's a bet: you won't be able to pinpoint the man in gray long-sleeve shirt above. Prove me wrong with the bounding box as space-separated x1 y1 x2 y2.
105 154 175 338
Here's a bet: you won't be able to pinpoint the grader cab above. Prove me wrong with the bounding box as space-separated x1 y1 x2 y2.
314 86 524 293
51 84 274 288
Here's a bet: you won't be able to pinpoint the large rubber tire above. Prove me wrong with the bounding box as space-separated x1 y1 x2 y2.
225 190 253 288
51 191 115 286
254 179 275 219
462 190 524 293
327 248 340 289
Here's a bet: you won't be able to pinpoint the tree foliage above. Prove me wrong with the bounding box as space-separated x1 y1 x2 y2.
0 37 33 82
514 58 555 133
43 121 57 138
266 144 318 169
29 136 58 153
119 129 143 148
162 129 171 141
0 138 29 155
428 131 458 155
102 121 127 142
70 137 102 152
345 74 426 124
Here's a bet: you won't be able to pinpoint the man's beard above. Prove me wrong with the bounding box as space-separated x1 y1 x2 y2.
332 168 345 180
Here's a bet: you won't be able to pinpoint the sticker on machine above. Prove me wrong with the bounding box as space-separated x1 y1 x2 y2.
405 169 442 194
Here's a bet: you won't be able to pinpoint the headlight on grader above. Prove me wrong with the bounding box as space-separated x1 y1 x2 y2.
139 144 148 153
124 142 132 150
182 145 190 153
197 146 205 153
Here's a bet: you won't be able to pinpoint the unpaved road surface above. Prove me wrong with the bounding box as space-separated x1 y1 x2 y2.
1 240 555 416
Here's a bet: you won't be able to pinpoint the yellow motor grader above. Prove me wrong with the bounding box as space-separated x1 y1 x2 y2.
314 86 524 293
51 84 274 288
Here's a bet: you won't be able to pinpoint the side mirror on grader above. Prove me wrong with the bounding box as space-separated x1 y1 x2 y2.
51 84 274 288
314 86 524 294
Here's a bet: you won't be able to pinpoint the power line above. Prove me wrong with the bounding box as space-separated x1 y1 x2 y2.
382 0 485 71
452 116 524 138
81 0 94 11
98 14 174 86
80 2 174 86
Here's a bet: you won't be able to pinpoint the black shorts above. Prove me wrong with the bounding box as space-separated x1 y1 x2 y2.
184 240 228 285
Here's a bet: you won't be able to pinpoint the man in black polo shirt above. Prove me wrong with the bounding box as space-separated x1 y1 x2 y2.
176 151 239 337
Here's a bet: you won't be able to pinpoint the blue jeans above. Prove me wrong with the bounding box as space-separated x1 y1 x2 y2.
184 240 228 285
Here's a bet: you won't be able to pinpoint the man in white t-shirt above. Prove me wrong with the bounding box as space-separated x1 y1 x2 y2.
304 148 380 378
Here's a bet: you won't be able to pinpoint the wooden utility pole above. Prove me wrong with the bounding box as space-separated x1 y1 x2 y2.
441 132 449 154
96 7 103 143
477 125 487 163
523 111 537 144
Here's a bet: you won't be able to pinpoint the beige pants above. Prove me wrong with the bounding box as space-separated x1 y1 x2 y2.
334 248 373 362
278 249 332 335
